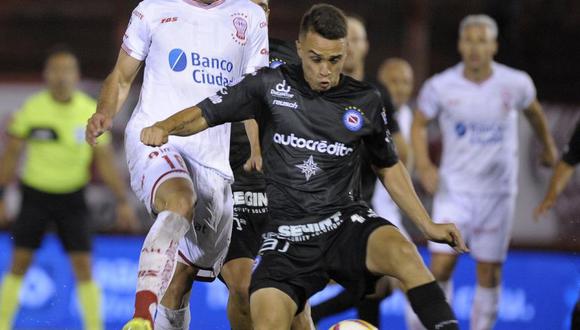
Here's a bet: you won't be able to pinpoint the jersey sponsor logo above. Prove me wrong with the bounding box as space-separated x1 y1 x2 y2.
160 17 178 24
295 155 320 181
233 191 268 207
28 127 58 141
343 107 364 132
276 212 343 241
259 21 268 29
269 58 286 69
455 121 505 144
272 133 354 156
272 99 298 109
455 122 467 137
168 49 236 86
260 48 269 55
231 13 248 45
168 48 187 72
270 80 294 98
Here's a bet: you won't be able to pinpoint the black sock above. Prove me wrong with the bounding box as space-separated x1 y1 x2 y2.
572 299 580 330
356 297 381 327
311 289 356 324
407 281 459 330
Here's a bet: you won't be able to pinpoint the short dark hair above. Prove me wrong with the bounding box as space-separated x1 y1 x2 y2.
45 44 77 61
299 4 347 40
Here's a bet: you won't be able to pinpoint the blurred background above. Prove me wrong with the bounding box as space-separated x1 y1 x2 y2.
0 0 578 329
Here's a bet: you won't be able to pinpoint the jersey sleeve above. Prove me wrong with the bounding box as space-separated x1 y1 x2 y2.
242 8 269 74
379 86 400 134
7 103 31 139
417 78 440 119
198 70 266 127
121 2 151 61
515 72 537 110
562 120 580 166
362 93 400 168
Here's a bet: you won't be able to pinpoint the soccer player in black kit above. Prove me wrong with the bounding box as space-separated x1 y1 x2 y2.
140 4 467 330
220 0 313 329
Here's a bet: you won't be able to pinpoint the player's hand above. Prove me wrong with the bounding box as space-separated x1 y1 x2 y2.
534 193 556 221
540 145 558 168
141 124 169 147
115 201 140 233
417 162 439 195
243 153 263 172
86 113 113 146
423 222 468 253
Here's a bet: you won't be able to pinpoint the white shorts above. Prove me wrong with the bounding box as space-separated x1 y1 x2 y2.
428 190 516 262
126 137 233 281
370 179 409 239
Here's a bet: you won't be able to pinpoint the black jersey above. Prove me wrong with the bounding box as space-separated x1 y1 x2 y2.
357 77 400 204
200 64 399 224
563 119 580 166
229 38 300 189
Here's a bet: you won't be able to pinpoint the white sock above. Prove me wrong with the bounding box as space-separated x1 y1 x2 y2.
135 211 190 314
471 285 500 330
154 304 191 330
404 280 453 330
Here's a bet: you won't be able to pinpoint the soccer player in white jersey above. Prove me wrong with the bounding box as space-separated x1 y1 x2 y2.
85 0 268 329
372 58 415 233
410 15 558 330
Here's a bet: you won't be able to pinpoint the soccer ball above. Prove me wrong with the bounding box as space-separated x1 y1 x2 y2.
328 319 378 330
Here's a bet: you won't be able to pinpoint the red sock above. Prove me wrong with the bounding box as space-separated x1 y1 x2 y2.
133 290 157 325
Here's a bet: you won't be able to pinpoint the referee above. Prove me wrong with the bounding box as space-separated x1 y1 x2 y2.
0 48 138 330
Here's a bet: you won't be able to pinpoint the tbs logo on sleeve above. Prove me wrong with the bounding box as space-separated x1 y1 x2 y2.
342 106 364 132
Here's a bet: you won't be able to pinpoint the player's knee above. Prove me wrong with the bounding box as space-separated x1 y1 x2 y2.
160 189 196 219
229 279 251 303
477 262 502 287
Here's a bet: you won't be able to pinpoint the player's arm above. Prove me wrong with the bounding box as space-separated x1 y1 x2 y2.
0 135 25 224
374 163 466 252
534 161 574 218
141 106 209 146
86 49 143 146
392 132 409 167
93 144 139 232
141 71 266 147
523 100 558 167
535 120 580 217
411 110 438 194
243 119 263 172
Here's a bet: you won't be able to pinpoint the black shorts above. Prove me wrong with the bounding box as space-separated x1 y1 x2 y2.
224 189 269 263
12 184 91 252
249 206 394 312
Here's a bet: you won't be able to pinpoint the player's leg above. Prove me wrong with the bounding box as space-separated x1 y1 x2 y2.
154 261 196 330
366 226 459 330
221 257 255 330
126 145 195 327
249 232 328 330
154 160 235 329
251 288 298 330
404 190 467 330
468 193 515 330
220 196 269 330
57 189 103 330
291 302 316 330
0 185 48 330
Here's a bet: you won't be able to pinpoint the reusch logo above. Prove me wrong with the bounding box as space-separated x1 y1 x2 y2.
168 48 187 72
